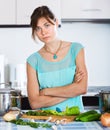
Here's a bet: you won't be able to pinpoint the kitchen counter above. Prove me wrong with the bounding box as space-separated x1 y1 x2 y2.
0 116 110 130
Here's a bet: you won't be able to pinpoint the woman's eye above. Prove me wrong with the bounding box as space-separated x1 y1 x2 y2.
45 24 50 28
35 27 41 32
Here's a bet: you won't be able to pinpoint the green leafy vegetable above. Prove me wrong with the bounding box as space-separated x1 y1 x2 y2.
63 106 80 116
42 109 59 115
10 119 51 128
26 106 80 116
26 110 49 116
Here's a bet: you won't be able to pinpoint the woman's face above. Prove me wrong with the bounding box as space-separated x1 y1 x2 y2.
35 17 58 43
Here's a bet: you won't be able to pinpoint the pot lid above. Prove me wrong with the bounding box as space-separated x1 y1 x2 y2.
0 88 21 94
99 90 110 94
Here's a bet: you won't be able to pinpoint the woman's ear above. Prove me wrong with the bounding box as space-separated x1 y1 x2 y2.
55 18 61 28
55 19 59 27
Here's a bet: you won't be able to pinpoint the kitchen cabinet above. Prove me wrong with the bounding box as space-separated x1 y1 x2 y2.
61 0 110 20
0 0 16 24
16 0 61 25
0 0 61 25
0 0 110 25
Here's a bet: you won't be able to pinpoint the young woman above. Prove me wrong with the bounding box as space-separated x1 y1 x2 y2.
27 6 88 112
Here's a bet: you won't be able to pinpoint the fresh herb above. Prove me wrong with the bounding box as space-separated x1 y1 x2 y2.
10 119 52 128
26 110 49 116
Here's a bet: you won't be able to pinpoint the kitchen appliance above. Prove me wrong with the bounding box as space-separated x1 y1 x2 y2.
98 90 110 113
0 86 21 116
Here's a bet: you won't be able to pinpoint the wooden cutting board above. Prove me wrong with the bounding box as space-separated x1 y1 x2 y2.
21 114 76 122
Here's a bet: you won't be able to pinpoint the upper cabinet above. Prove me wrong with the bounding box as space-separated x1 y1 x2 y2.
0 0 110 25
16 0 61 25
0 0 16 24
61 0 110 20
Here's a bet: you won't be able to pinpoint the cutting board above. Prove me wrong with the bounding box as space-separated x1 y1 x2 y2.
21 114 76 122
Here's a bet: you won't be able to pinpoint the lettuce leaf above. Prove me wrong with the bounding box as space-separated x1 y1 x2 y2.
63 106 80 116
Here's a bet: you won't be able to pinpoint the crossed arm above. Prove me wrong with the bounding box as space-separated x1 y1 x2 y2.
27 49 88 109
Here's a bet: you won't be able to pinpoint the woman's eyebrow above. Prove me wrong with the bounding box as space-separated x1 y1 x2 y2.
37 22 49 27
44 22 50 25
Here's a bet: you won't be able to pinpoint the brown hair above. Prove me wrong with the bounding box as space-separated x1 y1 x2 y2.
30 6 56 40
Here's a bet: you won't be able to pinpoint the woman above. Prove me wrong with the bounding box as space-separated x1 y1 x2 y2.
27 6 88 112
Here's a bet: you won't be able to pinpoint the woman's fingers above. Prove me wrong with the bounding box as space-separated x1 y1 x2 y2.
39 89 45 96
74 70 85 83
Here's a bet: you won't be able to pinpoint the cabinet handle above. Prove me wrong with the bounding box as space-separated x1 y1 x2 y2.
82 9 102 12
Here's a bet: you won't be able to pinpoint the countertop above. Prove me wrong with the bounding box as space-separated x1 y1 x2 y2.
0 116 110 130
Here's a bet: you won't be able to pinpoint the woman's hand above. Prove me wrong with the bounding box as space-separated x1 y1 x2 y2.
74 68 85 83
40 89 46 96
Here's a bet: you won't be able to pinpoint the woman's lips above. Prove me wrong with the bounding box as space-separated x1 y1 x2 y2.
43 36 49 39
43 36 50 40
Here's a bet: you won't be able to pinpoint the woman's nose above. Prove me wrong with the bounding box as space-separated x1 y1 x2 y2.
41 28 47 35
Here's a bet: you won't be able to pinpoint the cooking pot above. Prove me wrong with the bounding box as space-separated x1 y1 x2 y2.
97 90 110 113
0 87 21 116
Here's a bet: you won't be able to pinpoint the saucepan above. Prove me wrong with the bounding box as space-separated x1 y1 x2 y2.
0 85 21 115
96 90 110 113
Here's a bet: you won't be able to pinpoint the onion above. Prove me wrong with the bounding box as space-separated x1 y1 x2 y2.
101 113 110 127
3 110 20 121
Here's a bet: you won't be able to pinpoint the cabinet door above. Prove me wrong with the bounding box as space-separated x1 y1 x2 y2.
0 0 16 24
61 0 81 19
80 0 110 19
61 0 110 19
17 0 61 25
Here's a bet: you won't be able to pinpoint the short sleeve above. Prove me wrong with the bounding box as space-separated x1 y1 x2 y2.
27 52 38 71
71 42 84 58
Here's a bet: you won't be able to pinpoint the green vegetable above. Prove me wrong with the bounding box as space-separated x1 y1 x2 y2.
80 113 101 122
62 106 80 116
26 110 49 116
75 110 98 121
42 109 59 115
10 119 52 128
26 106 80 116
28 122 40 128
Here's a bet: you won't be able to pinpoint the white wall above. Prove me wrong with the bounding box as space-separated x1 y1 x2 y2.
59 23 110 86
0 22 110 86
0 28 42 64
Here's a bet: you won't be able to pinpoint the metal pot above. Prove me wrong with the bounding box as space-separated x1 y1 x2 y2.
98 90 110 113
0 88 21 115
